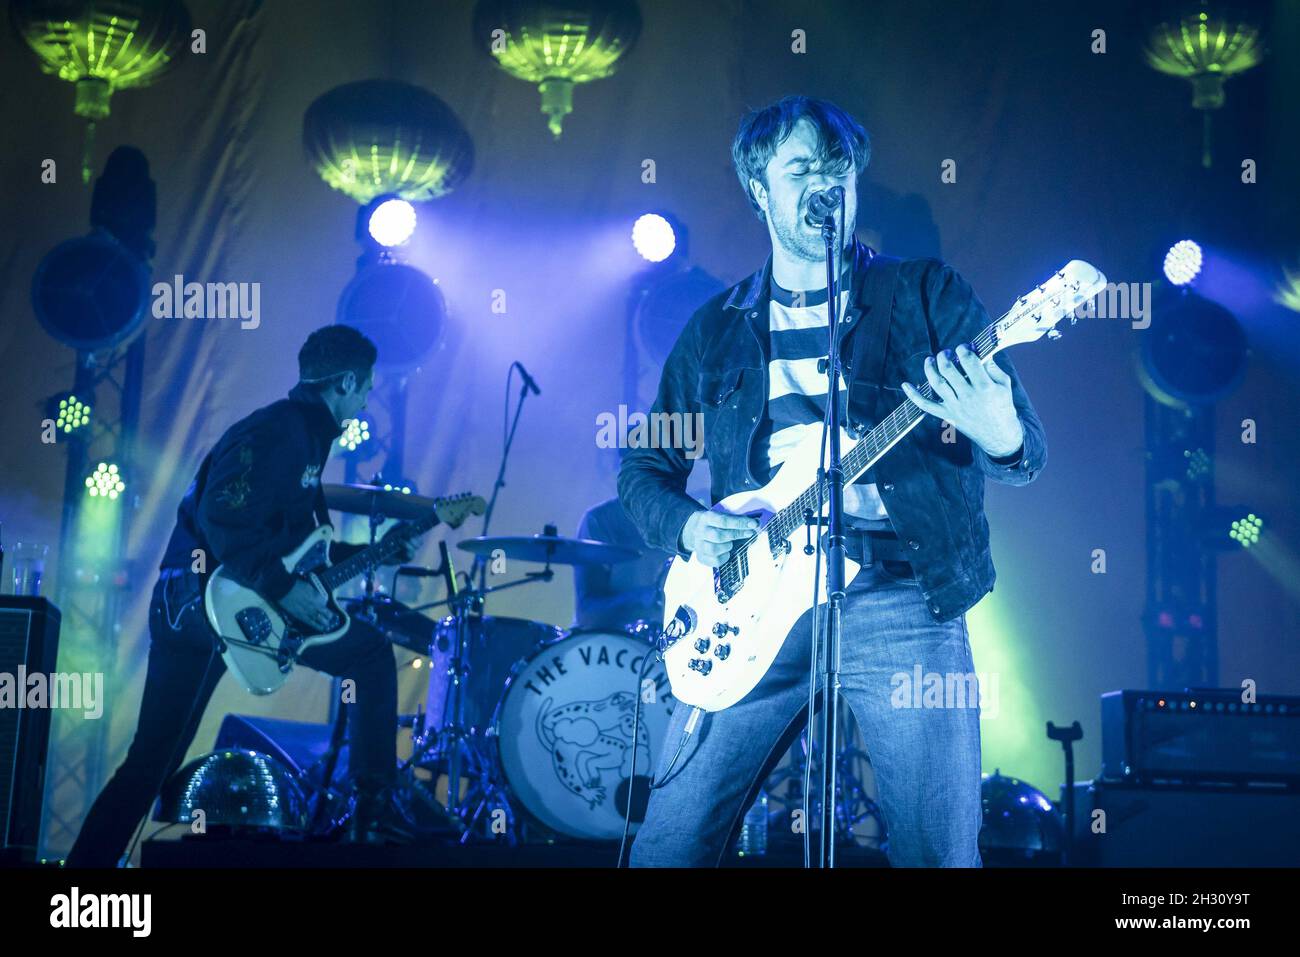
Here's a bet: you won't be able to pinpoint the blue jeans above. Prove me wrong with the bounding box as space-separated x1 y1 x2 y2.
630 560 984 867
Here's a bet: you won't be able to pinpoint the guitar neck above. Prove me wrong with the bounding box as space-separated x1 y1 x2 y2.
762 314 1007 550
317 508 441 593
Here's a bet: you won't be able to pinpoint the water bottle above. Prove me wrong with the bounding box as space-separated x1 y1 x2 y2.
738 788 768 856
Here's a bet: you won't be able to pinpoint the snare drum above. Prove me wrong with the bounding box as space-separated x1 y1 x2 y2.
491 625 675 841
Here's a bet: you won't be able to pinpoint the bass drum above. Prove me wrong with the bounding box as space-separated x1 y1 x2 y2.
491 625 675 841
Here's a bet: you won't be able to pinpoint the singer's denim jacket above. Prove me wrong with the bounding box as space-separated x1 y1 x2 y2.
618 239 1046 623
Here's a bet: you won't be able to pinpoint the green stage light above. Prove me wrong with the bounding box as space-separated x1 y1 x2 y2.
85 462 125 500
1229 513 1262 549
56 394 92 435
472 0 643 138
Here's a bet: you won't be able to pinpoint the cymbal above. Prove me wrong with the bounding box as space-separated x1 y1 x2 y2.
322 483 439 522
458 534 642 566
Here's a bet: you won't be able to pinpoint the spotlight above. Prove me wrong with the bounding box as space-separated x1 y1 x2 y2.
1140 288 1247 406
85 462 125 500
46 392 92 437
1228 512 1263 549
337 415 372 454
1182 448 1210 482
1163 240 1202 286
1201 506 1264 551
32 231 152 351
632 213 677 263
367 197 417 247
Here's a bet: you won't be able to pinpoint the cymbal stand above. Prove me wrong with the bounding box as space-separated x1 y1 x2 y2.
404 561 553 841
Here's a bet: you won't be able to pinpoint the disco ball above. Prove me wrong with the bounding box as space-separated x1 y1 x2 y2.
155 749 309 832
979 769 1063 863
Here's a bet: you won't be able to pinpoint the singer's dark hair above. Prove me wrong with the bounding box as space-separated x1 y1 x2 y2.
298 325 377 390
731 95 871 223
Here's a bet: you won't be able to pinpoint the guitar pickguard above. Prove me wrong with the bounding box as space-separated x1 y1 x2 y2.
292 539 330 576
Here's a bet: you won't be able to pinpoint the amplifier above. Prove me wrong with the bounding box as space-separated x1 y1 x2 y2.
1101 688 1300 785
0 597 61 862
1068 779 1300 867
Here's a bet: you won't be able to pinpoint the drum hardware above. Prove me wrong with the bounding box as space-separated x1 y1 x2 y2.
399 544 559 839
458 528 643 568
329 492 673 846
760 710 887 858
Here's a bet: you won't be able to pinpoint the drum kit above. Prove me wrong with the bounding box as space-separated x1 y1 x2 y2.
323 482 675 845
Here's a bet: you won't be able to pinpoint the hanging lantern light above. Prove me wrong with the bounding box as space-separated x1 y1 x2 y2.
9 0 192 182
1143 0 1264 168
303 80 475 205
472 0 641 139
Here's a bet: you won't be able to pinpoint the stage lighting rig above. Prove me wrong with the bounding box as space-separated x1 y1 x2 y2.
1163 239 1203 286
85 462 125 501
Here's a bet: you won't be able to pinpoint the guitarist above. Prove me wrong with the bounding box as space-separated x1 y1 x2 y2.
68 325 420 866
619 96 1046 867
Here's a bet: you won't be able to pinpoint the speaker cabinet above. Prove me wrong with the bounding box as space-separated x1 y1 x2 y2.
0 597 61 862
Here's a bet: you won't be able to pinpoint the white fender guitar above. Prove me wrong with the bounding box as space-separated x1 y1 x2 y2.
206 491 485 694
659 261 1107 711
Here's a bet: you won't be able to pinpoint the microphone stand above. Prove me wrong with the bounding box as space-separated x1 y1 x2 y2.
817 205 847 868
472 364 534 592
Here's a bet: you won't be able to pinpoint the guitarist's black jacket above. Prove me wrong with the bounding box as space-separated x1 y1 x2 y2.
160 383 365 599
618 239 1047 625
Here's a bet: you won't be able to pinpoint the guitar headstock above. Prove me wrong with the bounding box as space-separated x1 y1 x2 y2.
433 492 487 529
994 260 1107 351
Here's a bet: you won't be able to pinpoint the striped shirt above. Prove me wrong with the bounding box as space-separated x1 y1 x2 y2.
759 278 890 527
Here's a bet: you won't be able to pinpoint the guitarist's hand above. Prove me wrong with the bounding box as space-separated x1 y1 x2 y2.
680 510 759 568
901 344 1025 459
280 580 335 631
379 525 424 566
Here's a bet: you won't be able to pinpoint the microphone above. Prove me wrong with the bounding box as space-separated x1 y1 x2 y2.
514 361 541 396
397 565 440 577
804 186 845 227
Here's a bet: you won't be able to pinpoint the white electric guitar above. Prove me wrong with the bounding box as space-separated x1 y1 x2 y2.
205 491 485 694
659 260 1107 711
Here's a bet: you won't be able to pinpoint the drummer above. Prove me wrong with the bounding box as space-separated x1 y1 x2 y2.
573 493 673 629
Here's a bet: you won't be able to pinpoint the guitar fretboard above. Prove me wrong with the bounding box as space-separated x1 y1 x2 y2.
317 508 441 593
717 311 1011 593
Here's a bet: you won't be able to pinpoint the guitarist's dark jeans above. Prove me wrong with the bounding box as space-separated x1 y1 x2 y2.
66 570 398 867
630 552 985 868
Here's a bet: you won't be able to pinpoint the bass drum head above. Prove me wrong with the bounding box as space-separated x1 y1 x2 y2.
495 629 675 841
